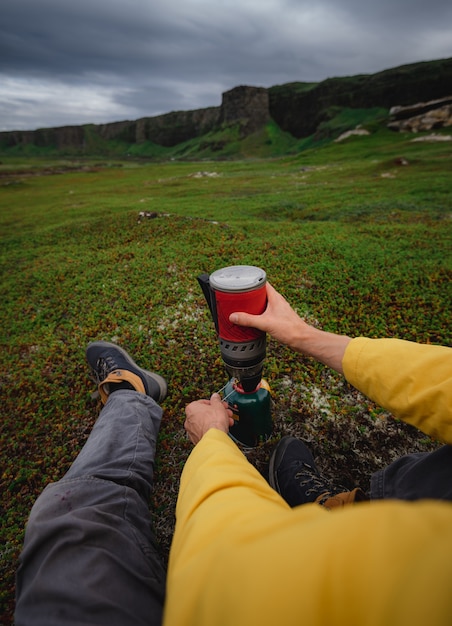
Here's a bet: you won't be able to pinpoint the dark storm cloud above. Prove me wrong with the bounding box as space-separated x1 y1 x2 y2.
1 0 452 130
2 0 271 78
2 0 170 77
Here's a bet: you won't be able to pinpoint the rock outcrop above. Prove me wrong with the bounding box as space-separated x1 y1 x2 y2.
334 128 370 142
387 96 452 132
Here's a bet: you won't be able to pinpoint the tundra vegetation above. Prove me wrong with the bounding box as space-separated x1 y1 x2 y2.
1 126 451 620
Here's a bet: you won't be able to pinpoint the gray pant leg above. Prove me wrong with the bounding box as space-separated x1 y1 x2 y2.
15 391 166 626
370 445 452 501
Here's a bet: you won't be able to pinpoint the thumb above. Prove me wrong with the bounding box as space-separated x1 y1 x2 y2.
229 311 259 327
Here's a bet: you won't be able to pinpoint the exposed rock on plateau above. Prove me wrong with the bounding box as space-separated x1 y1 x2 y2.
388 96 452 132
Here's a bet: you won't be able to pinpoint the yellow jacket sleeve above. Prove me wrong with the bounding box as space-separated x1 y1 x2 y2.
164 339 452 625
165 431 452 626
343 338 452 443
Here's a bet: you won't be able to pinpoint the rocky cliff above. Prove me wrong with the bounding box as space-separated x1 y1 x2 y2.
0 106 222 151
268 57 452 138
0 86 266 152
1 57 451 153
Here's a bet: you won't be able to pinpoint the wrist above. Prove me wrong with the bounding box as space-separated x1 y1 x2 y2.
291 325 351 374
204 421 230 436
288 321 319 354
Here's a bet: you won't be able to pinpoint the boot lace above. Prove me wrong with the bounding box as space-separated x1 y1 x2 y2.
94 355 119 384
294 463 333 499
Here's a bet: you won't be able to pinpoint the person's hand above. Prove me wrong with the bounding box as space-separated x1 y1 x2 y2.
229 282 351 374
184 393 234 445
229 282 310 351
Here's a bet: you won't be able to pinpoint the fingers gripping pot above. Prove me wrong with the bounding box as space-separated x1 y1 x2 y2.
198 265 272 447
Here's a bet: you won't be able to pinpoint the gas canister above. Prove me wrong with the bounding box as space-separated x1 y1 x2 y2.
223 378 272 448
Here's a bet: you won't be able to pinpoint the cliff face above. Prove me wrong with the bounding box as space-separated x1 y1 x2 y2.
135 106 221 146
268 57 452 138
0 107 222 151
2 125 86 150
1 57 452 152
90 107 222 147
0 85 269 151
221 85 270 135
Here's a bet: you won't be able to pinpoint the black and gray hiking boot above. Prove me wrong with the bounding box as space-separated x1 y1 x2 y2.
269 436 344 507
86 341 167 404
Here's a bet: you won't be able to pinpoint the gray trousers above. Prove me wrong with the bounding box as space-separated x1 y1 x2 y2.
371 444 452 501
15 390 166 626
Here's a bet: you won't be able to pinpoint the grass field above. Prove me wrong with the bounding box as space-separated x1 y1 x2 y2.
1 128 451 621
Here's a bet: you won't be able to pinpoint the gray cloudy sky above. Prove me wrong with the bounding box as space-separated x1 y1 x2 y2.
1 0 452 131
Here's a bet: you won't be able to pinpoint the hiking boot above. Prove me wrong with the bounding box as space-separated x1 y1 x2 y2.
269 436 344 507
86 341 167 404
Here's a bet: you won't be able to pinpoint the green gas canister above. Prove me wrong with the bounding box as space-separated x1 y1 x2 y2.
224 378 272 448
